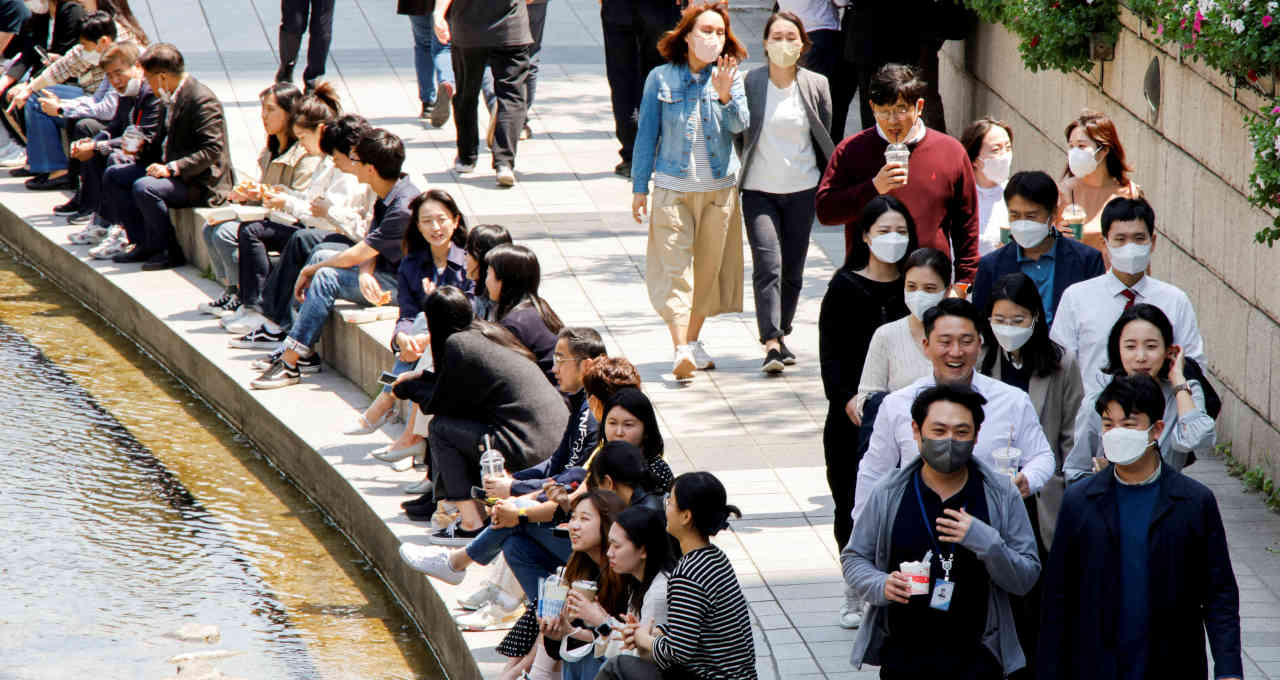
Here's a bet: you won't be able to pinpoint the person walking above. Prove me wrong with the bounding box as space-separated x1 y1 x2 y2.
275 0 335 91
600 0 680 178
398 0 454 127
631 1 748 382
739 10 834 374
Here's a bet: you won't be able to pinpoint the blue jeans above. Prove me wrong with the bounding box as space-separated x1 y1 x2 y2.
563 654 605 680
409 14 454 105
202 220 240 287
287 249 397 352
499 526 572 602
24 83 84 173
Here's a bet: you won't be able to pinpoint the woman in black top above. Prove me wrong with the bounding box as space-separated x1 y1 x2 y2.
817 196 915 546
610 471 754 680
464 223 512 320
486 243 563 382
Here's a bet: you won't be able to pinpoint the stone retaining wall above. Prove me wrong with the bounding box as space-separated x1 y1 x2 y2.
938 12 1280 476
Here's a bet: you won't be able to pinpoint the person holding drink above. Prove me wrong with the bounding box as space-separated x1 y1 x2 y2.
1055 109 1141 256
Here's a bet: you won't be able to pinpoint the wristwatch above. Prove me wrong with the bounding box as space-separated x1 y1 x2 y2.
1172 382 1192 397
594 622 612 638
517 507 529 526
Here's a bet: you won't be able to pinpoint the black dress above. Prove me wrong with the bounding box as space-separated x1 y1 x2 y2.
817 267 907 548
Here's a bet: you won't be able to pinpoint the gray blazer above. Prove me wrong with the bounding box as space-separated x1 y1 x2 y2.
841 457 1041 675
984 350 1082 547
737 66 835 188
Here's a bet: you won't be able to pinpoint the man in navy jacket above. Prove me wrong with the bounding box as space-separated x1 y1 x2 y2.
969 171 1104 327
1038 374 1241 680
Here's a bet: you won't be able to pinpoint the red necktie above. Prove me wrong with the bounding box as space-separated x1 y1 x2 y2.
1121 289 1137 310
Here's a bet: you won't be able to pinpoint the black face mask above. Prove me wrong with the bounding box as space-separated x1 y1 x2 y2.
919 437 975 474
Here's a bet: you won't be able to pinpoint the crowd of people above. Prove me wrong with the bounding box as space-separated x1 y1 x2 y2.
0 0 1251 678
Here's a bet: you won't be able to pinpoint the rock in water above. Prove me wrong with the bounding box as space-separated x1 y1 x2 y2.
166 623 221 644
165 649 243 664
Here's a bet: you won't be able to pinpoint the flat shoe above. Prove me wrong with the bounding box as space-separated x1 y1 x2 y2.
343 408 392 435
373 440 425 462
404 478 434 495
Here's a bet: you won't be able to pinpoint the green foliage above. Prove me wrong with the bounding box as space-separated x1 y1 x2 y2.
1217 442 1280 512
1246 107 1280 245
963 0 1121 72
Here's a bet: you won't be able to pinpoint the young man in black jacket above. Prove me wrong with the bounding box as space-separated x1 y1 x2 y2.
1039 373 1242 680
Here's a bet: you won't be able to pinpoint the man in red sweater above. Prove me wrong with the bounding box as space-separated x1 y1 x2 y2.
816 64 979 282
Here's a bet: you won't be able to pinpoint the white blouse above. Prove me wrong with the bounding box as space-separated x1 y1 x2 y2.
743 79 818 194
976 180 1008 256
277 157 376 242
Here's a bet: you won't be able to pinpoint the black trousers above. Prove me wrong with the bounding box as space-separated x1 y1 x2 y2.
452 44 530 168
741 187 816 343
277 0 335 85
238 219 300 309
526 1 548 112
824 403 860 549
601 2 677 163
855 39 947 133
429 415 494 501
67 117 105 194
260 227 353 325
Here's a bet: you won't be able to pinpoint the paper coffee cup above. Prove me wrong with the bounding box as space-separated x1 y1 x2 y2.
900 560 930 596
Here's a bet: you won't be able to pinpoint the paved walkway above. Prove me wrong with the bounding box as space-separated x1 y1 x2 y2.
38 1 1280 677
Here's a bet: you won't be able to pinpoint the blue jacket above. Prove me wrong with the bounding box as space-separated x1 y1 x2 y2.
510 389 599 495
1038 466 1242 680
969 234 1105 323
632 61 749 195
393 244 472 350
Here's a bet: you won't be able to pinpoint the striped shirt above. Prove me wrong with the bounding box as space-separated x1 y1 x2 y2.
654 99 736 193
652 545 756 680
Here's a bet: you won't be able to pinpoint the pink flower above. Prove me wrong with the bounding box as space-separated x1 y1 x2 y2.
1264 15 1274 27
1193 11 1204 32
1157 22 1165 34
1180 17 1188 29
1272 106 1280 114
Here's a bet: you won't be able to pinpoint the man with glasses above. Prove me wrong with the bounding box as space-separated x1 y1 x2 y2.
816 63 980 282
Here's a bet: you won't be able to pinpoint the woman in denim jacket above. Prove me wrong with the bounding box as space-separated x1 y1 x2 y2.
631 1 749 382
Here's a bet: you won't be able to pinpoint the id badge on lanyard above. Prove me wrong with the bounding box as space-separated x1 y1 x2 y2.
914 472 956 611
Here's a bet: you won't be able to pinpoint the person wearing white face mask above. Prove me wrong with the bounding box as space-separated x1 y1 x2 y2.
1050 197 1205 395
970 171 1105 331
739 11 835 373
959 117 1013 255
1055 110 1142 261
818 196 917 627
1040 372 1241 680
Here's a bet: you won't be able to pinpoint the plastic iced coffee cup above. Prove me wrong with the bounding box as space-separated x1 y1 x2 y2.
884 144 910 184
122 125 143 155
541 579 569 618
900 560 930 596
991 446 1022 483
1061 203 1086 240
571 579 598 601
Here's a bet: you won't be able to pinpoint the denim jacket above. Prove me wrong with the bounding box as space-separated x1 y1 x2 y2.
632 61 749 195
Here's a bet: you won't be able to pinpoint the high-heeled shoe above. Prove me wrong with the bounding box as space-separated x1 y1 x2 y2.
342 407 393 435
372 440 425 463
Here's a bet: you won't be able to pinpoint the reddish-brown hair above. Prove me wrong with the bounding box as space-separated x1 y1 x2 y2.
657 2 748 65
581 357 641 406
1063 109 1132 186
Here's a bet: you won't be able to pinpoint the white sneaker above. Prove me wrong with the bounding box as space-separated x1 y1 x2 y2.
68 224 108 245
672 345 696 381
223 309 268 336
839 586 864 629
453 157 475 174
689 340 715 370
455 599 524 631
457 582 500 611
398 543 466 585
496 164 515 187
88 227 128 259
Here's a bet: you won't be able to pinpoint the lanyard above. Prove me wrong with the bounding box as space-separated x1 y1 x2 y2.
913 471 956 582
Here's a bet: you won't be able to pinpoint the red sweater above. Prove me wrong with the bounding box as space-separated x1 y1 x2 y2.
815 127 980 282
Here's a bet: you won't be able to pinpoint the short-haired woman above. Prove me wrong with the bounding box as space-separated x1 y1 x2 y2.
631 2 749 381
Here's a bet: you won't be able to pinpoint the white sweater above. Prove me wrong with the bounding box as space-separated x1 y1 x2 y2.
277 157 376 241
855 316 932 414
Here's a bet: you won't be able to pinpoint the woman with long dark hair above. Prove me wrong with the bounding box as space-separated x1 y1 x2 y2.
202 81 322 329
817 195 915 628
1065 303 1215 481
485 243 564 381
632 1 749 381
1056 109 1142 256
464 223 512 320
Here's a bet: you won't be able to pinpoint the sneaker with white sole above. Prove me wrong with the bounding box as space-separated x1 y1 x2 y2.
399 543 466 585
672 345 696 381
88 227 128 259
496 164 515 187
229 326 288 349
455 599 524 631
249 358 300 390
68 225 108 245
198 291 239 316
839 585 864 629
453 157 475 174
429 520 487 547
689 340 715 370
457 582 500 611
223 308 269 335
250 348 321 374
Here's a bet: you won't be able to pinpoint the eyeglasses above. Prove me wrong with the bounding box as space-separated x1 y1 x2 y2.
552 353 572 365
872 106 917 121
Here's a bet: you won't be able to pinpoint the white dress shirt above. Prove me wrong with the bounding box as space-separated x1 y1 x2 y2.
851 371 1055 524
1050 271 1205 394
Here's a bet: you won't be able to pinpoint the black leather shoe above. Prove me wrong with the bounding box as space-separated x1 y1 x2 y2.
112 246 153 263
53 198 82 214
26 173 71 190
141 250 185 271
401 493 435 510
404 500 440 522
8 167 38 178
614 161 631 178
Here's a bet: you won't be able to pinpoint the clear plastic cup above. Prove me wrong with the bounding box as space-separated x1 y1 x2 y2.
991 446 1022 482
122 125 143 154
884 144 910 184
571 579 598 601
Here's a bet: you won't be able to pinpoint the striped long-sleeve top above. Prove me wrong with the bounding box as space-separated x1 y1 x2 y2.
652 545 756 680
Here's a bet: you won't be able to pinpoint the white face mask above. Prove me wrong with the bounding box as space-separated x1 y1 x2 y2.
24 0 48 14
1009 219 1050 248
1101 425 1154 466
689 32 724 64
1108 242 1151 275
765 40 801 68
868 232 909 264
991 323 1034 353
1067 146 1100 177
980 152 1012 184
122 77 141 97
82 48 102 66
904 290 945 321
157 87 172 105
